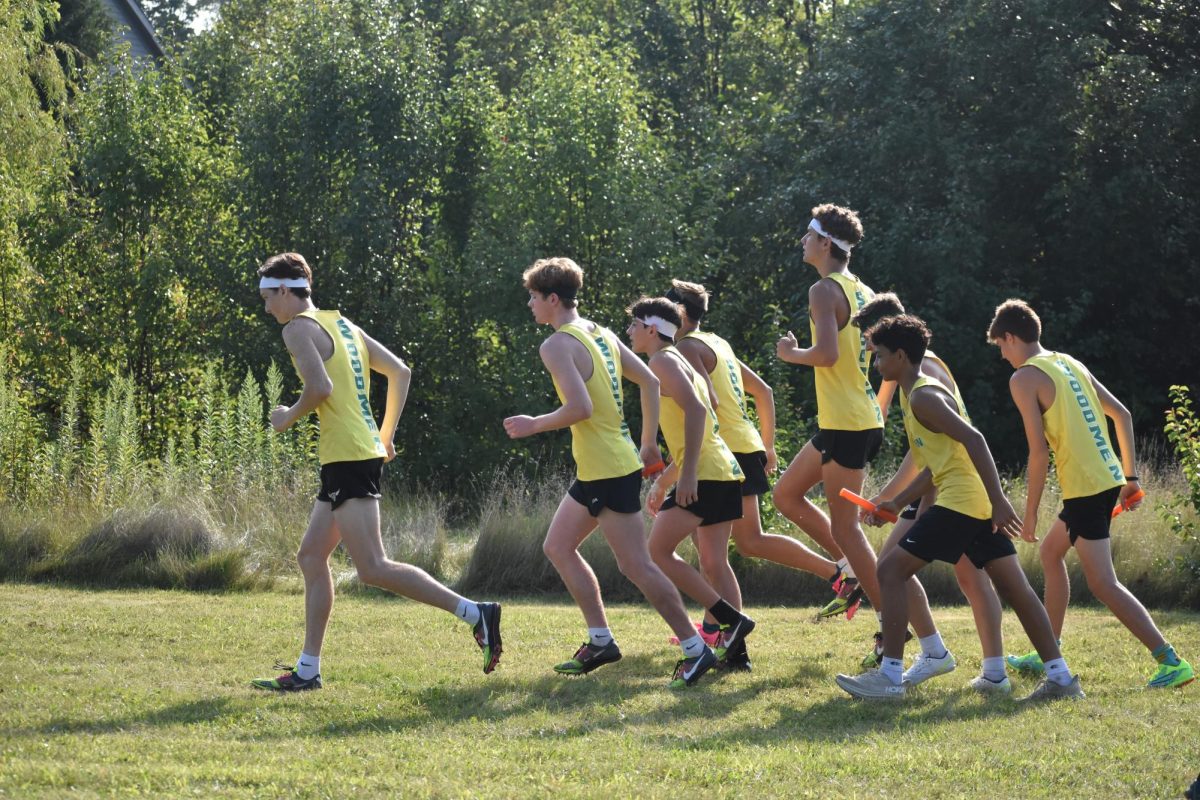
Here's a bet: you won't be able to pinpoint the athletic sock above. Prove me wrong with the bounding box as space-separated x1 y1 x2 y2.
455 598 481 626
680 635 706 659
919 632 947 659
296 652 320 681
1152 642 1181 667
1044 657 1072 686
881 657 904 685
588 627 613 647
708 599 742 627
700 621 721 636
982 657 1006 682
838 557 856 580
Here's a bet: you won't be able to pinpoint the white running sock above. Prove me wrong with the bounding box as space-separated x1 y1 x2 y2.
588 627 613 647
881 656 904 685
455 598 481 626
982 657 1006 682
839 558 857 579
1044 657 1072 685
680 635 706 658
296 652 320 680
919 632 947 658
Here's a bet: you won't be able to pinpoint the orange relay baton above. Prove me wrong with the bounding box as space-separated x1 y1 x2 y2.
1111 488 1146 519
839 488 899 523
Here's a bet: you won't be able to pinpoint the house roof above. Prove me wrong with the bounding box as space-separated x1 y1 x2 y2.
100 0 166 61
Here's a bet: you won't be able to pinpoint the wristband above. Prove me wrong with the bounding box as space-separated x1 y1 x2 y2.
1124 475 1139 482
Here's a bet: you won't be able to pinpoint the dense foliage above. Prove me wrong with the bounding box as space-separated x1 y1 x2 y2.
5 0 1198 498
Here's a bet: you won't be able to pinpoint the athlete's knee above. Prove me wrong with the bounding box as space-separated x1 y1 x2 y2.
296 545 328 575
770 483 798 515
354 557 394 587
542 533 576 565
617 552 657 584
696 546 727 577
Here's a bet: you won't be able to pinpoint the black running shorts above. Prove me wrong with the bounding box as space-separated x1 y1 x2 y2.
733 451 770 498
1059 486 1122 544
899 498 921 521
661 479 744 526
897 504 1016 569
568 469 643 517
318 457 384 510
811 428 884 470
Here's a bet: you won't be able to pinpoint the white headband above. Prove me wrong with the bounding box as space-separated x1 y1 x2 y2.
808 218 855 253
640 315 678 338
259 277 310 289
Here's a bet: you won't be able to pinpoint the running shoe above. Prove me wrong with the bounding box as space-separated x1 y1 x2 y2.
816 577 863 620
1005 649 1045 675
1017 675 1085 702
251 662 322 692
830 567 846 594
1147 658 1195 689
861 629 914 670
968 674 1013 695
669 647 717 688
903 650 957 686
668 621 721 647
718 637 752 672
835 669 906 700
473 602 503 674
553 640 623 676
714 613 756 660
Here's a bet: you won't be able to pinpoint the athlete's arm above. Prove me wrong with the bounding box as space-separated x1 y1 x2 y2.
650 353 705 507
878 467 934 518
870 450 921 514
776 281 840 367
359 328 410 462
617 339 663 468
876 379 897 424
1087 367 1143 509
676 337 719 411
646 460 679 516
271 318 333 433
1009 367 1052 542
911 388 1021 538
739 360 778 473
503 334 593 439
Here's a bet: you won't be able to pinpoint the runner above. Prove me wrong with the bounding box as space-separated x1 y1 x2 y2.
670 279 836 669
836 314 1082 702
251 252 501 692
989 299 1193 689
504 258 718 688
774 204 883 626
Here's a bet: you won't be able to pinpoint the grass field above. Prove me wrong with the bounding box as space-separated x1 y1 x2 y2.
2 584 1196 798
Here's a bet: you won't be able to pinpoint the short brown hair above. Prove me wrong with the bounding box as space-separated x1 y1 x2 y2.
987 299 1042 343
667 279 709 321
627 296 681 343
852 291 905 330
259 252 312 299
523 257 583 309
811 203 864 262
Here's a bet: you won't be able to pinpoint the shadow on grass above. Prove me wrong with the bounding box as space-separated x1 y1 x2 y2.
20 697 244 737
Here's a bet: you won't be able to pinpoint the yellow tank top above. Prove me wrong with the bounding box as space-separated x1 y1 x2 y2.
681 331 765 455
924 350 968 423
657 347 743 483
1021 352 1125 499
292 310 387 465
552 321 642 481
811 272 883 431
900 375 990 519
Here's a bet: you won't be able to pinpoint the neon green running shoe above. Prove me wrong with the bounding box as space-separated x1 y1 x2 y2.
1148 658 1195 689
816 577 863 620
1005 650 1045 675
